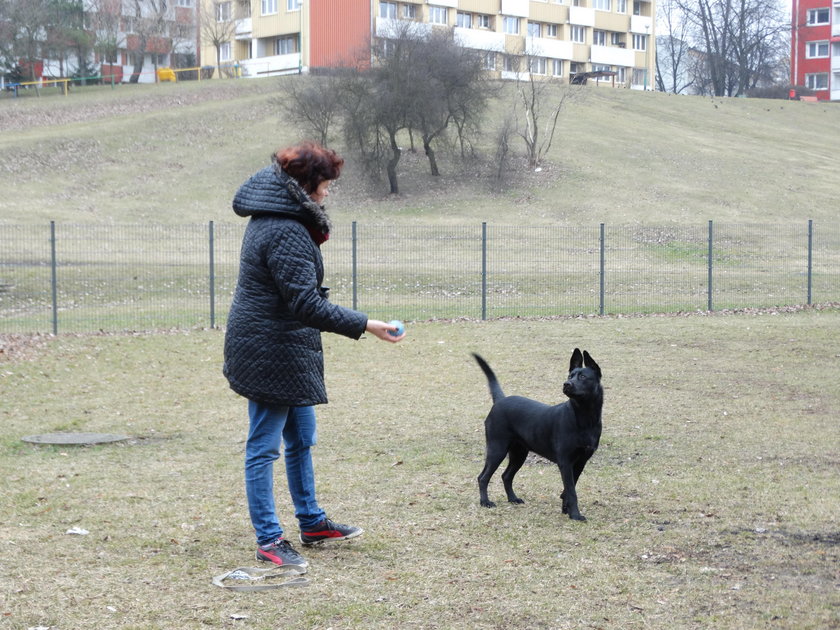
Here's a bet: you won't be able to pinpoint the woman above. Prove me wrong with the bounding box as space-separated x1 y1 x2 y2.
224 141 404 568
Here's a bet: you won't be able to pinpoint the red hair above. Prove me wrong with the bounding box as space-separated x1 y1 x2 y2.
275 141 344 195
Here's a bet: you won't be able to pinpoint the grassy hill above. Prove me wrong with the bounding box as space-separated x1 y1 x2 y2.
1 78 838 226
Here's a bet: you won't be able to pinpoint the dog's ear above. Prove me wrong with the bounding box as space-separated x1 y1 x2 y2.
569 348 584 372
583 351 601 378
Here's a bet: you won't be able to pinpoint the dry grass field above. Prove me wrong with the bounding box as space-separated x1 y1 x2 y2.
1 75 838 630
1 78 839 226
1 309 838 629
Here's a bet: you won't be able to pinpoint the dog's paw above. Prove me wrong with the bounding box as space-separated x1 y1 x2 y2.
480 500 497 508
509 498 525 505
569 513 587 522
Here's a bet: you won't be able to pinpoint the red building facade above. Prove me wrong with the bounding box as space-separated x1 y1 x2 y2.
791 0 840 101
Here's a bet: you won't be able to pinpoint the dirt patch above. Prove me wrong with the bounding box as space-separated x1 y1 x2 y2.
0 333 55 362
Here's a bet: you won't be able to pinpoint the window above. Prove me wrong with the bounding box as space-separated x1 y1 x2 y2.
616 67 626 83
806 73 828 90
616 0 626 12
546 24 558 37
570 25 585 43
807 41 829 58
379 2 396 18
504 16 520 34
593 0 610 10
276 35 298 55
611 32 623 46
176 0 193 6
483 51 496 70
593 63 611 74
593 30 606 46
456 12 472 28
632 34 647 51
807 8 829 25
632 68 646 84
528 22 541 38
633 1 642 15
216 1 231 21
402 4 416 19
503 55 518 72
286 0 300 9
261 0 277 15
477 14 491 29
220 42 231 61
552 58 563 76
570 62 583 75
530 57 547 75
429 6 448 24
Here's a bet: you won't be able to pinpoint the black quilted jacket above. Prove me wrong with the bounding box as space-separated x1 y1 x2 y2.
223 162 368 406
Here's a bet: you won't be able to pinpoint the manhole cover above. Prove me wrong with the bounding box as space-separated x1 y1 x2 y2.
22 432 131 445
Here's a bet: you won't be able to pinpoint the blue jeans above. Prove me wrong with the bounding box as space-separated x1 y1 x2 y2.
245 401 326 545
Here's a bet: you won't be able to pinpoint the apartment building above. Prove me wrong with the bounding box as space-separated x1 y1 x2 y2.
791 0 840 101
207 0 655 88
2 0 198 85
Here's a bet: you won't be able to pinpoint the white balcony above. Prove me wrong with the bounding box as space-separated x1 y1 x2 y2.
501 0 529 18
525 36 573 60
455 26 506 52
590 45 635 67
240 53 301 78
630 15 653 34
375 17 432 39
235 18 252 40
569 6 595 27
501 70 529 81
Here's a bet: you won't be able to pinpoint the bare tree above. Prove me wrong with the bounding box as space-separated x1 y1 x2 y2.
334 21 492 193
126 0 170 83
88 0 124 68
405 29 490 176
1 0 53 82
676 0 788 97
492 113 515 192
513 53 582 170
337 22 419 194
656 0 697 94
279 75 343 146
200 0 237 77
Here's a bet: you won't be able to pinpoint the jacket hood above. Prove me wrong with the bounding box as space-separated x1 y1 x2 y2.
231 158 331 235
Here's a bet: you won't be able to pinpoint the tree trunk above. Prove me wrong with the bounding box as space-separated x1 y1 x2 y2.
387 133 401 194
423 137 440 176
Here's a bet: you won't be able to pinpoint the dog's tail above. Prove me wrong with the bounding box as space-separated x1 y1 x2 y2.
472 353 505 403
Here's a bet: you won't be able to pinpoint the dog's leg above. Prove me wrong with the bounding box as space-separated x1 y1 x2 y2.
478 441 509 508
558 463 585 521
500 443 528 505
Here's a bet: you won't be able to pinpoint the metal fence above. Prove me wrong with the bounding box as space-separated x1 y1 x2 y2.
0 221 837 334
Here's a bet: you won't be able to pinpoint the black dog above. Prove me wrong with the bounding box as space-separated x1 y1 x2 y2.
473 349 603 521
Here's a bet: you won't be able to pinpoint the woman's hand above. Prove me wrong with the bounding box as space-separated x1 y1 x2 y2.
365 319 406 343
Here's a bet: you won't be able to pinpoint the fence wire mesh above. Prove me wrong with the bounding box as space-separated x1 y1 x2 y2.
0 221 837 334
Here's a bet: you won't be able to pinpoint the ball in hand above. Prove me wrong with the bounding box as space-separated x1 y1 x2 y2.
388 320 405 337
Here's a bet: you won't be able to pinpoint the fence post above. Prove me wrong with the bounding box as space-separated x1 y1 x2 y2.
807 219 813 306
49 221 58 335
209 221 216 329
599 223 605 316
707 220 714 312
481 222 487 320
351 221 358 311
